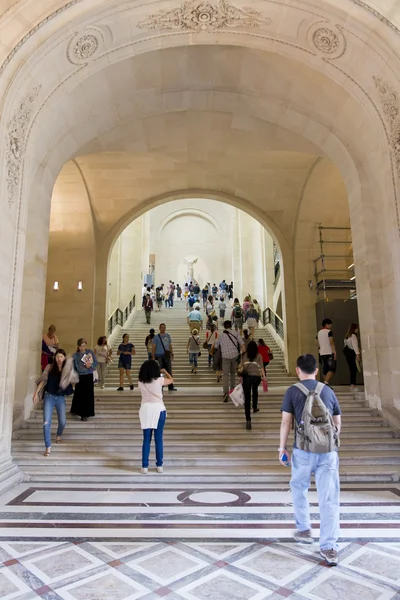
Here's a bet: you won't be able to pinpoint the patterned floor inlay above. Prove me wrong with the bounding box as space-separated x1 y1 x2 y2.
0 540 400 600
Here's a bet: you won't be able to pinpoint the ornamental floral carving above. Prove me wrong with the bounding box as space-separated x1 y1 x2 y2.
67 28 103 65
6 86 41 206
307 22 346 59
137 0 269 32
312 28 339 54
374 76 400 178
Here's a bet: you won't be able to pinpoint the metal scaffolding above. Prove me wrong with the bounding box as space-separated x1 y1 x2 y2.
313 226 356 300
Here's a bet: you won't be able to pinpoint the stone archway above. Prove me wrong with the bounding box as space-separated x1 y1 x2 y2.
1 0 400 491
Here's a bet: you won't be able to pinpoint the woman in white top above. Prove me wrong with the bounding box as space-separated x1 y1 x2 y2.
94 336 112 389
138 360 173 474
343 323 361 390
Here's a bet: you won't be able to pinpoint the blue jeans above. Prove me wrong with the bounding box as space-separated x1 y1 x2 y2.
142 411 166 468
189 352 198 367
290 448 340 550
207 344 213 366
43 392 67 448
169 294 174 307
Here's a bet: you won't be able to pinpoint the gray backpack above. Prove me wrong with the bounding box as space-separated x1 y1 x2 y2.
294 382 340 453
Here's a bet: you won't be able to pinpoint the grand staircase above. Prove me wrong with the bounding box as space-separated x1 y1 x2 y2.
12 302 400 483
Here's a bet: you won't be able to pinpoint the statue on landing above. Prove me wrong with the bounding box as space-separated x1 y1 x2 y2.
184 256 198 283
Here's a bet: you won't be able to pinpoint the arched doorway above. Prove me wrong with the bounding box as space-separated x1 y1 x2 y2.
1 1 400 490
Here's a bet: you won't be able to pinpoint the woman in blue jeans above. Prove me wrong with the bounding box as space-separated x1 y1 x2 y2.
138 360 174 474
34 349 73 456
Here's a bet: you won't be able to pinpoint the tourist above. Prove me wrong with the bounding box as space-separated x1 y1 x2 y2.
206 295 214 316
70 338 98 421
138 359 174 474
231 299 245 334
145 328 155 359
117 333 136 391
258 338 273 370
188 292 196 309
187 304 203 332
214 320 244 402
152 323 177 391
150 285 156 302
279 354 342 566
243 328 252 351
219 295 227 320
168 281 175 308
189 281 194 293
156 287 163 311
34 349 73 455
240 340 266 430
94 336 112 389
41 324 59 371
212 315 219 330
343 323 361 391
243 295 251 316
246 303 259 337
212 283 218 299
177 284 182 301
206 323 218 367
184 284 189 307
205 314 213 331
253 299 261 323
187 328 201 374
228 282 234 300
193 282 200 301
317 318 336 385
219 279 227 295
142 283 149 299
202 285 208 309
143 293 153 324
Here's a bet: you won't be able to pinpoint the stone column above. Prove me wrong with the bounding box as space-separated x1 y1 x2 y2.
142 212 150 285
263 232 275 309
231 209 243 301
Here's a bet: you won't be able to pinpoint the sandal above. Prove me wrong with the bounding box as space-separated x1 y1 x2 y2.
44 447 51 457
56 436 62 444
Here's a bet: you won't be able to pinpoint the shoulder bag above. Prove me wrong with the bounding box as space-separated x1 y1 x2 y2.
158 334 171 361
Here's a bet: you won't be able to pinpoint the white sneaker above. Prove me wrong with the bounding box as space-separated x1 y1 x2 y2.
156 466 164 473
140 467 148 474
101 385 105 389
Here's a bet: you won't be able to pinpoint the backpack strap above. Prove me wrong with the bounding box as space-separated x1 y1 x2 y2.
294 382 310 396
315 382 325 395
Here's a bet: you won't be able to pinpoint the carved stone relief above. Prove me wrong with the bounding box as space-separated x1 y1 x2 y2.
374 76 400 178
137 0 270 32
67 27 103 64
5 86 41 206
307 21 346 59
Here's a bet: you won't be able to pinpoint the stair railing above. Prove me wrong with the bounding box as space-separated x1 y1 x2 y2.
108 295 136 335
263 307 284 340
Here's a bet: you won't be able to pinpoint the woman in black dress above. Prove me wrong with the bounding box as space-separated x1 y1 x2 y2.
70 338 98 421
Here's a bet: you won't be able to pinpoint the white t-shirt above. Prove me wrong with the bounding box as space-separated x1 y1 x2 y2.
318 328 334 356
344 333 360 354
94 344 110 363
138 377 166 429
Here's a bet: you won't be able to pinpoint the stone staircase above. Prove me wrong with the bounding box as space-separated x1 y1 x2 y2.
105 301 294 388
11 302 400 483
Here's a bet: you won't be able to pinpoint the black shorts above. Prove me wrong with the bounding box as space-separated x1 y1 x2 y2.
321 354 336 375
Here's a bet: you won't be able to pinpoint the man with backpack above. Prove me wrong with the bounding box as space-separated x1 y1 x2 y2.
214 320 244 402
232 303 245 334
279 354 342 566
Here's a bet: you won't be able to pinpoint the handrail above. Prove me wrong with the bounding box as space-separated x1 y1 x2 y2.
107 295 136 335
263 306 284 340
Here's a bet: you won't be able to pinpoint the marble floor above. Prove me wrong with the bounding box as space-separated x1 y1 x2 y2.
0 482 399 599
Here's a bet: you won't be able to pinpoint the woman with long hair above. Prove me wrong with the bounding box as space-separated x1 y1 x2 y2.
206 295 214 316
258 338 273 370
138 359 174 474
343 323 361 391
240 340 266 431
246 303 259 337
117 333 136 391
206 323 218 367
34 349 73 455
94 335 112 389
70 338 98 421
41 324 59 371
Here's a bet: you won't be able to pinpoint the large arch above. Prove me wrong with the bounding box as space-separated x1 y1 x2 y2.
0 0 400 491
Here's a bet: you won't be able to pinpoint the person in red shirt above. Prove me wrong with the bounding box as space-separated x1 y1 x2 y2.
257 338 273 370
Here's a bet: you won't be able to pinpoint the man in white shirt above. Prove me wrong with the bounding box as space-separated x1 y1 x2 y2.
316 318 336 385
